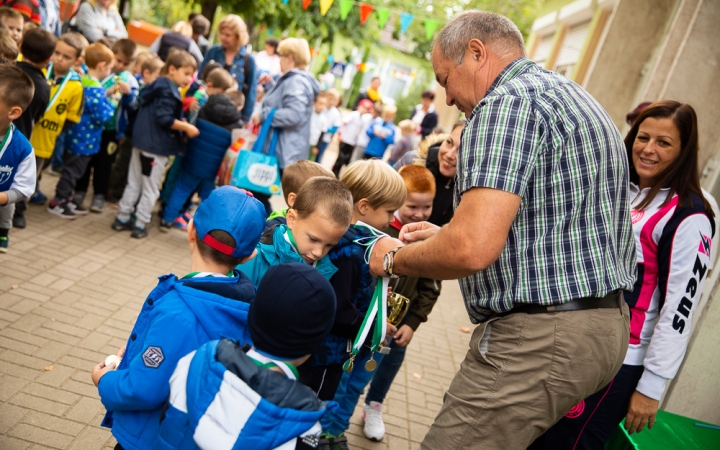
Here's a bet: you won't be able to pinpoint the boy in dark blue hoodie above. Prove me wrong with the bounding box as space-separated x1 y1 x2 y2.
112 49 199 239
91 186 266 450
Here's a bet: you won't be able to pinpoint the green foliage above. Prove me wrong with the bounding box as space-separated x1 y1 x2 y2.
344 46 370 109
132 0 199 28
394 69 432 123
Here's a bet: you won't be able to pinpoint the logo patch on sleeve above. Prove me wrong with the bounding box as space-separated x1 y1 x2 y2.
698 232 711 257
142 346 164 368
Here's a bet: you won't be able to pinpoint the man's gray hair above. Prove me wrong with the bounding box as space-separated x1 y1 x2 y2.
435 11 526 65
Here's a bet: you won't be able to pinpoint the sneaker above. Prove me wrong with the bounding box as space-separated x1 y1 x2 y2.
363 401 385 441
90 195 105 213
329 435 350 450
48 167 62 176
131 225 148 239
0 236 8 253
111 218 133 231
159 220 173 233
47 201 76 220
29 190 47 204
72 191 86 207
67 201 88 216
12 213 26 229
172 216 188 230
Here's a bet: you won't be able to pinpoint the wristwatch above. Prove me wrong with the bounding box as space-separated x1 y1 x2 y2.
383 247 403 279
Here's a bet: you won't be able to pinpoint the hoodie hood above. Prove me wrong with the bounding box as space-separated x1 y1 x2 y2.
175 270 255 343
141 76 181 106
161 339 329 450
198 94 243 130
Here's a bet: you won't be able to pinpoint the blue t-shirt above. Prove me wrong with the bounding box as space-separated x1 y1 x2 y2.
0 124 34 193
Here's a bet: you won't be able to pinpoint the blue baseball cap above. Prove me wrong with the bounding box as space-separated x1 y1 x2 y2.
193 186 266 259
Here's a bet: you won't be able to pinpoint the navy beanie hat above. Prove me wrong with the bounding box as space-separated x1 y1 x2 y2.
249 263 337 360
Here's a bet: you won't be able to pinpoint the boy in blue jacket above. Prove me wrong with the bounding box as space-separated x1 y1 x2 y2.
155 263 338 450
91 186 266 450
112 49 199 239
363 105 396 160
237 176 353 287
47 43 115 220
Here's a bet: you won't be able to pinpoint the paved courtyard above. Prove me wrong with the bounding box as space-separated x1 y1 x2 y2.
0 174 474 450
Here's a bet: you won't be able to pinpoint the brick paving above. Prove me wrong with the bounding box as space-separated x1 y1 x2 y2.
0 174 474 450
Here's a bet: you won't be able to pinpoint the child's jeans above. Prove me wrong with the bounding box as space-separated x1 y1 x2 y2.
162 170 215 223
321 342 406 437
54 152 92 202
76 130 117 199
51 130 66 169
117 148 168 228
108 137 134 199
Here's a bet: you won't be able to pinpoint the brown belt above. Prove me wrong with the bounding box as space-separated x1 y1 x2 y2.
498 290 623 316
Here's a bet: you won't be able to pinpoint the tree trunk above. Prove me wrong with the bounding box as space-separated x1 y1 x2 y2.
200 0 219 28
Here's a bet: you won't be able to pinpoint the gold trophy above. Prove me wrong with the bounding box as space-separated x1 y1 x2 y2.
367 287 410 370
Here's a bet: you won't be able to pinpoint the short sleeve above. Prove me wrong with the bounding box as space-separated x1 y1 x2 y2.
66 84 84 123
458 96 541 198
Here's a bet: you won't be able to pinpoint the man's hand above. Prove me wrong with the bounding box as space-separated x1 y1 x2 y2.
399 221 441 244
91 346 125 387
394 324 414 347
625 390 659 434
369 236 404 277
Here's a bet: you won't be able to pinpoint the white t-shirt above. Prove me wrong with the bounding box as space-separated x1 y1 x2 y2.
310 111 328 146
321 107 342 143
355 113 374 148
254 51 281 77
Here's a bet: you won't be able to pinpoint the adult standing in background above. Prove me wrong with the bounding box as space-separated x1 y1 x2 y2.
188 13 210 56
369 11 636 449
251 37 319 214
410 91 438 139
74 0 127 43
200 14 257 123
150 21 203 64
38 0 60 36
353 76 381 110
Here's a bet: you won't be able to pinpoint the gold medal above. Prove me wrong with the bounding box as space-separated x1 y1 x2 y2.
365 354 377 372
343 355 355 373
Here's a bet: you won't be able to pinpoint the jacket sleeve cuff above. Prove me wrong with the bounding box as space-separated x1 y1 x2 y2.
636 369 668 401
403 314 422 331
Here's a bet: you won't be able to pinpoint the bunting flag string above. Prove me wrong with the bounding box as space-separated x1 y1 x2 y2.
376 7 391 29
339 0 353 20
280 0 442 40
359 3 374 25
320 0 334 15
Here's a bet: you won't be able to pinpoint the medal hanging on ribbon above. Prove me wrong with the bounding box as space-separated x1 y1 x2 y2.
0 124 14 161
46 69 74 113
342 222 391 373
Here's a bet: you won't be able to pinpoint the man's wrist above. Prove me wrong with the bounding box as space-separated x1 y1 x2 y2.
383 246 403 278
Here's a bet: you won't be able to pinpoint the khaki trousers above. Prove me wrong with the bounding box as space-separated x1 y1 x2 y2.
420 303 629 450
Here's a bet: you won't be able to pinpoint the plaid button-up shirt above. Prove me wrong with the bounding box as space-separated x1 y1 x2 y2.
456 58 636 323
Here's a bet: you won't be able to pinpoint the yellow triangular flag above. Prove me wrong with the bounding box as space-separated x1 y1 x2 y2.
320 0 334 16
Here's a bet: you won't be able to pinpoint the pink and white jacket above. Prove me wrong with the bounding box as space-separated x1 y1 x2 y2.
625 183 714 400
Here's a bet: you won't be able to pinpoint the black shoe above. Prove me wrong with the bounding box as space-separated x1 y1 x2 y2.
329 435 350 450
47 202 76 220
67 201 88 216
0 236 8 253
159 220 172 233
12 214 26 228
131 226 148 239
111 218 133 231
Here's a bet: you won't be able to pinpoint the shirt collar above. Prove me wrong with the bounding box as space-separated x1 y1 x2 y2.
468 57 535 120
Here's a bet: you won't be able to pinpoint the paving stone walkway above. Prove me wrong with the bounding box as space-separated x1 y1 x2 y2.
0 174 474 450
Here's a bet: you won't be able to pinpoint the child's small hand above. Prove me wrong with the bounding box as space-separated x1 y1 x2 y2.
118 81 131 95
311 147 319 156
394 324 414 347
106 85 119 96
91 346 125 387
251 114 261 125
188 98 200 113
384 321 397 343
185 124 200 138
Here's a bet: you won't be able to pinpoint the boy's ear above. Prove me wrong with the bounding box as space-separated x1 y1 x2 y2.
286 208 297 227
286 192 297 207
186 218 196 244
7 106 22 121
357 198 370 215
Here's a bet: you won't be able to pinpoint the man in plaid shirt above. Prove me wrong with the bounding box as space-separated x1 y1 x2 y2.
369 10 636 449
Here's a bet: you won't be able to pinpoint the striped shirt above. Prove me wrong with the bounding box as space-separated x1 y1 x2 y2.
455 58 636 323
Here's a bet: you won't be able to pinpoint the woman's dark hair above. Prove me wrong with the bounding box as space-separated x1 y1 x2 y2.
421 90 435 100
625 100 712 215
265 38 279 50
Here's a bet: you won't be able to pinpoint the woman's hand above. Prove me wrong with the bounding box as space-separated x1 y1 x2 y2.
625 390 659 434
252 114 261 125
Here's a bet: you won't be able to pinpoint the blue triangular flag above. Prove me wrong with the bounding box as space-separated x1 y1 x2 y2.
400 12 414 34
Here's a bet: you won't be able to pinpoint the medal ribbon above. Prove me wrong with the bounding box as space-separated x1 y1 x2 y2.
343 222 390 370
246 349 300 380
0 124 14 161
46 69 75 113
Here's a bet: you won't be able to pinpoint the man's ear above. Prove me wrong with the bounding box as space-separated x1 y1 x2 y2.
7 105 22 121
467 38 487 65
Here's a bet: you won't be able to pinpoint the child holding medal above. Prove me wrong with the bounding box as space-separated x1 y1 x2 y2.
29 33 86 204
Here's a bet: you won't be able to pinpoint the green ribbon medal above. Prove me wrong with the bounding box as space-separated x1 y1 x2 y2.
45 69 75 113
342 221 391 373
0 124 14 161
246 349 300 380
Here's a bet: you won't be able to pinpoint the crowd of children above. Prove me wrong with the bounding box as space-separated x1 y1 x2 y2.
0 11 448 449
